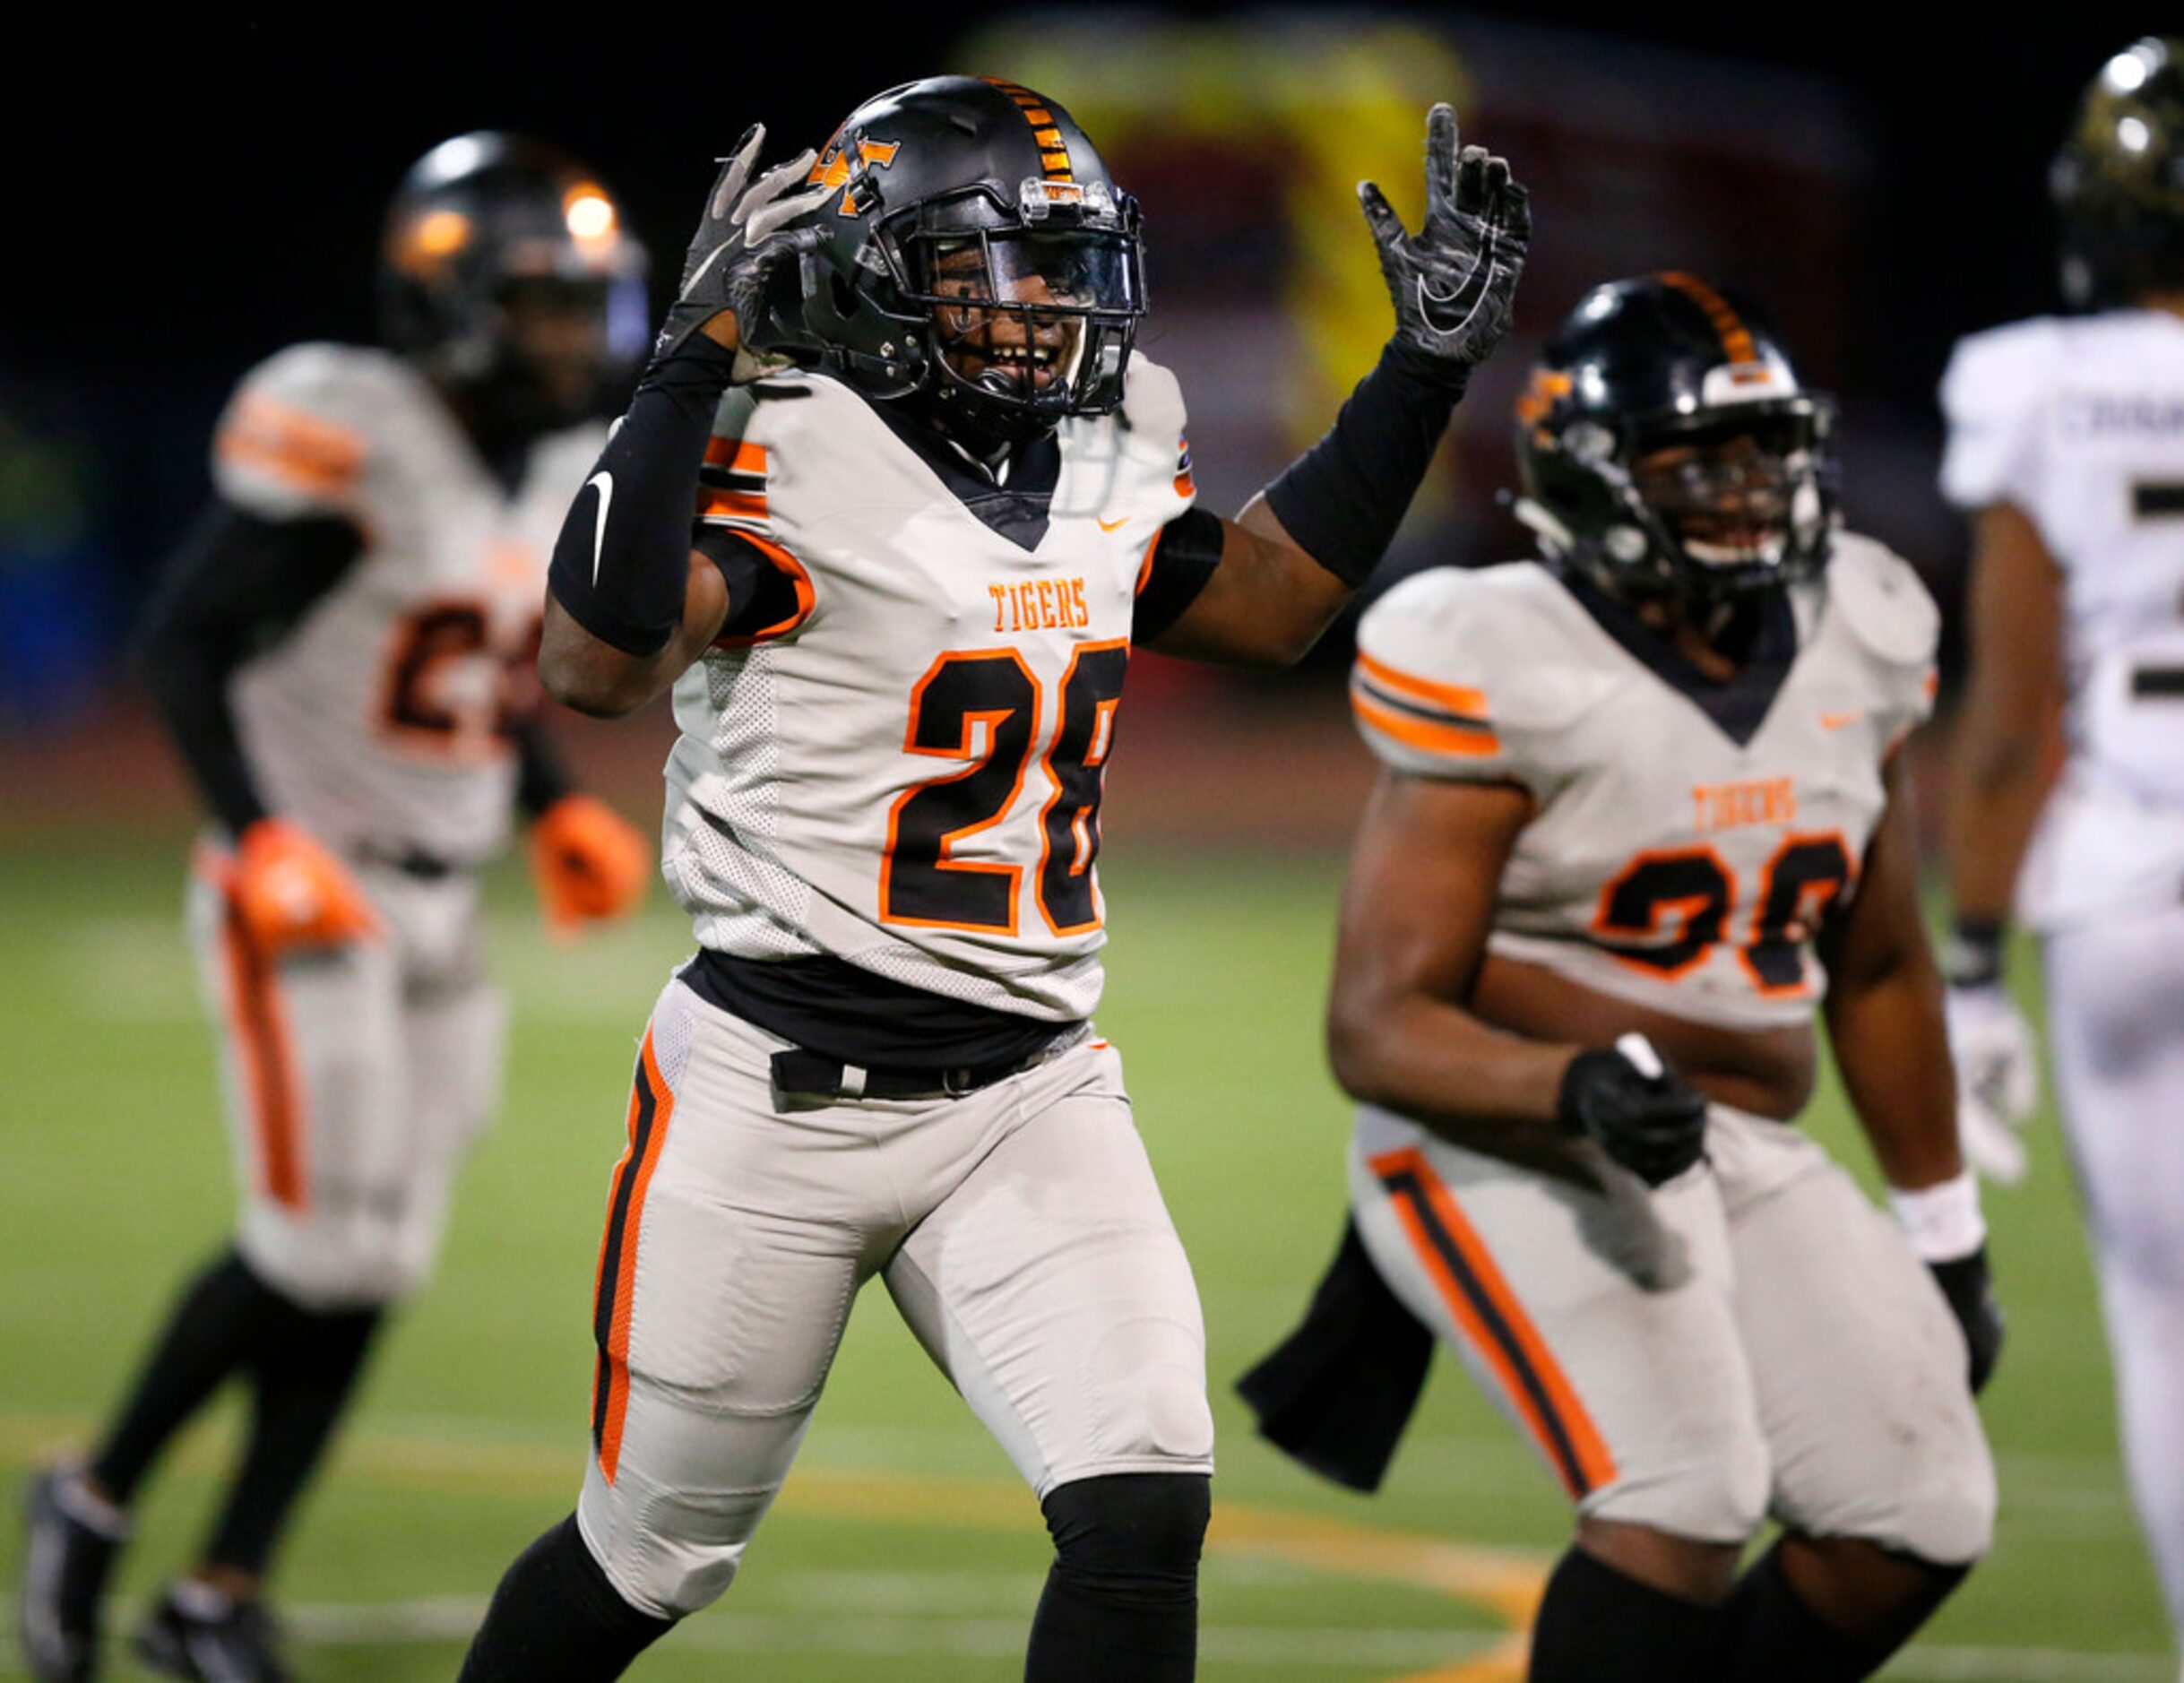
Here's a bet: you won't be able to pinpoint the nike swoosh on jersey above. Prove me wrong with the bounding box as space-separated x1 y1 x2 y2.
1820 711 1864 730
587 470 614 586
1098 516 1132 532
1417 238 1498 337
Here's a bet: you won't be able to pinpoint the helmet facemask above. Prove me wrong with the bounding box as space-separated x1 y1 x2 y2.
1523 400 1835 608
878 184 1146 444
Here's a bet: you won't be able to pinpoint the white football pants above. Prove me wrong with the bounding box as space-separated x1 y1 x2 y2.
2046 897 2184 1653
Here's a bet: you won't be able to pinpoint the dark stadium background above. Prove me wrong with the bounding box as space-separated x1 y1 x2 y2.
3 7 2150 745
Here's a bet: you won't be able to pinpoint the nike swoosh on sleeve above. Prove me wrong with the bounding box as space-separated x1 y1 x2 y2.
1098 516 1132 532
587 470 614 586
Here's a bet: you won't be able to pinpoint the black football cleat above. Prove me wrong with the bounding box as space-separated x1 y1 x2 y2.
133 1586 294 1683
18 1464 127 1683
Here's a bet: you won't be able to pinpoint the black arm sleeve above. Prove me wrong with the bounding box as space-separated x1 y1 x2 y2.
1132 506 1226 644
546 336 740 656
514 717 576 817
1263 341 1469 587
132 499 365 837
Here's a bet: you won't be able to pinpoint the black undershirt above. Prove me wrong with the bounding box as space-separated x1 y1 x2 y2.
133 501 364 836
1553 564 1799 748
681 949 1077 1068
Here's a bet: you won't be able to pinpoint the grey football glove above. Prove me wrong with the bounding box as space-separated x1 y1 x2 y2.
655 125 835 378
1360 103 1530 374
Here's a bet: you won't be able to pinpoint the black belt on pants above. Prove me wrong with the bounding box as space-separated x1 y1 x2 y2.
768 1042 1058 1101
353 842 472 880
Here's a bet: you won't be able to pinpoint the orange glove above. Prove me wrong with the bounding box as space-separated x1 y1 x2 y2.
531 794 650 936
229 819 379 953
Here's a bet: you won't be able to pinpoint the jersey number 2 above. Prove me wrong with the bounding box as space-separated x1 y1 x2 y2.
882 643 1129 937
1593 834 1854 997
381 600 542 759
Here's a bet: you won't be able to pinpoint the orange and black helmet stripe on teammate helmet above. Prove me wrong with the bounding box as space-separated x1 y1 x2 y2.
1656 271 1766 383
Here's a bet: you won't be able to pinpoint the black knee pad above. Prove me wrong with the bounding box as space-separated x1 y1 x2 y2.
458 1515 673 1682
1041 1472 1211 1600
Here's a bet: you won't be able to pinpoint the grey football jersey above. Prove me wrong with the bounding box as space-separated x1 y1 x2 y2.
212 343 602 861
1351 534 1938 1031
661 358 1198 1021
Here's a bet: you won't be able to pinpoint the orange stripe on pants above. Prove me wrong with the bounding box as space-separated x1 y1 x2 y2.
591 1033 676 1482
217 901 309 1211
1370 1147 1616 1499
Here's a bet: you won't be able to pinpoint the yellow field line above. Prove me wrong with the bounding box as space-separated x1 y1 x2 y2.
0 1413 1545 1679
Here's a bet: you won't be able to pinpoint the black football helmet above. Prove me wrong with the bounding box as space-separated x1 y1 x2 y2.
2054 37 2184 310
378 132 650 425
1512 273 1836 603
758 75 1147 445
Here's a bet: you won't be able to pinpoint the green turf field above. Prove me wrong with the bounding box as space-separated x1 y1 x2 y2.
0 831 2171 1679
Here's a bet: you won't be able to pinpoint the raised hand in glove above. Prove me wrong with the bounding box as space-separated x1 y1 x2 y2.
1360 103 1531 376
1557 1033 1709 1187
1944 981 2040 1186
531 795 650 937
656 125 836 377
227 819 378 954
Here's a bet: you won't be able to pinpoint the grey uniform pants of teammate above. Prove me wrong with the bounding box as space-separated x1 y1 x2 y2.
578 976 1216 1618
187 849 505 1310
1349 1102 1996 1563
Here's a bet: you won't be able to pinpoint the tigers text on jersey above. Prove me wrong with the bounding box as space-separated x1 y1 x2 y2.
1940 310 2184 928
212 343 602 861
1351 535 1938 1032
661 358 1196 1021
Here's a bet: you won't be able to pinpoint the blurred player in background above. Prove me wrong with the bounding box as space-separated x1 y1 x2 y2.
453 80 1525 1680
1939 35 2184 1674
1243 276 1998 1682
16 133 653 1682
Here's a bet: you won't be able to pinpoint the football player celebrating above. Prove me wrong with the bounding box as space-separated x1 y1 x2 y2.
1240 277 1998 1682
454 78 1526 1680
16 135 652 1683
1939 36 2184 1671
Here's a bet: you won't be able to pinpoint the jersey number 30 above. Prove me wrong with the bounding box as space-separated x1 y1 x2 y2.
1593 835 1855 997
882 643 1129 938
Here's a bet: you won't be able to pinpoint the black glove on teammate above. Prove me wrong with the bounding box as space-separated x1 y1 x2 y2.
653 125 833 376
1359 103 1530 378
1929 1247 2005 1394
1557 1039 1708 1187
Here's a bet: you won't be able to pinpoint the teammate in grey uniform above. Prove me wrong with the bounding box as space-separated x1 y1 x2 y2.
1242 276 1999 1683
1939 38 2184 1674
18 134 652 1683
454 78 1528 1679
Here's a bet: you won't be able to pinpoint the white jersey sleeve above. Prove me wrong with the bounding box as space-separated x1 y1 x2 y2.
1938 318 2067 514
1351 564 1611 800
1822 531 1941 752
211 343 414 524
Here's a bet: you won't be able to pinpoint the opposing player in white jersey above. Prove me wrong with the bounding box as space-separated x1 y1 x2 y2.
1240 276 1999 1683
1939 37 2184 1670
17 134 652 1683
454 78 1529 1679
